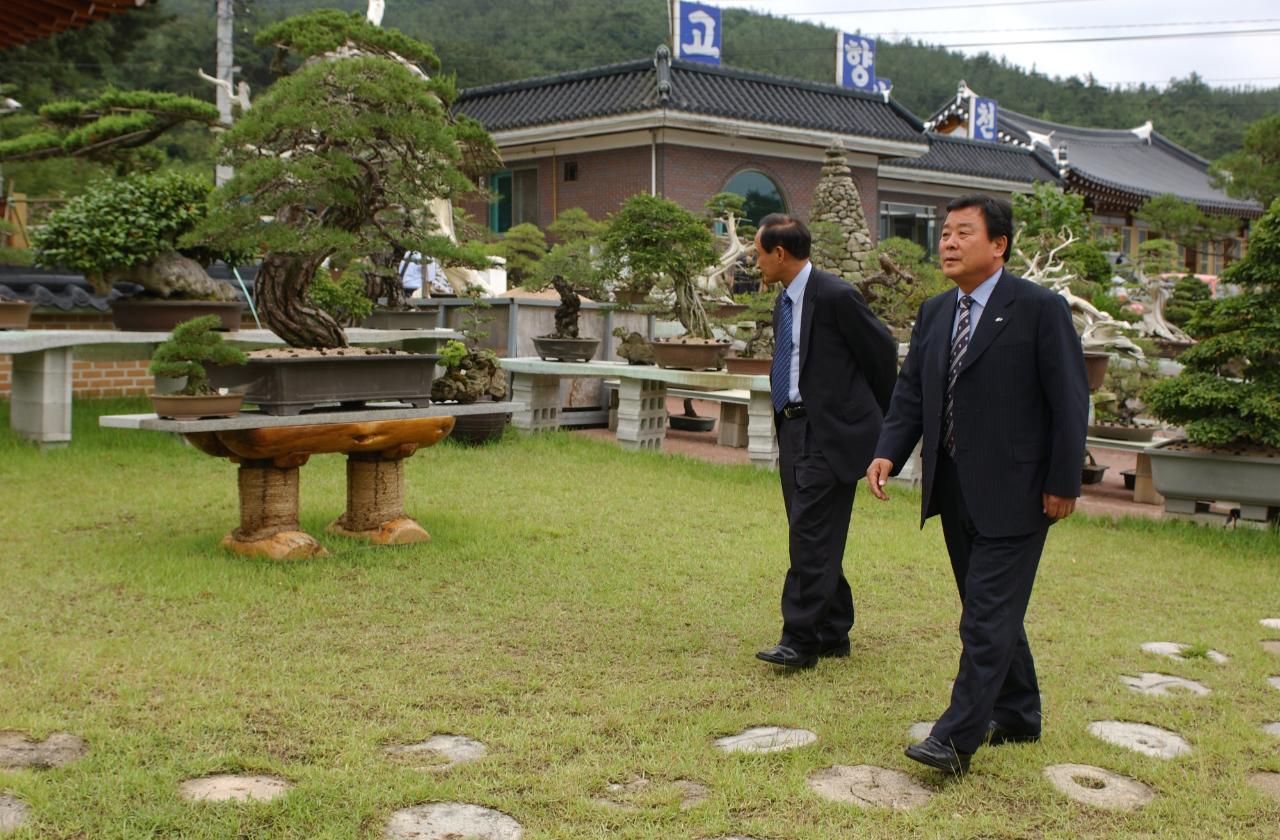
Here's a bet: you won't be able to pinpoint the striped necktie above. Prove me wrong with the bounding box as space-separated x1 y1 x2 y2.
943 294 975 457
771 293 793 412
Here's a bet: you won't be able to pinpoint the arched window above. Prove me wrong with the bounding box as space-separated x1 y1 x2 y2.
722 169 786 224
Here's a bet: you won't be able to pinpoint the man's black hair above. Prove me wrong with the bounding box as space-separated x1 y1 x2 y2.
946 194 1013 261
757 213 811 260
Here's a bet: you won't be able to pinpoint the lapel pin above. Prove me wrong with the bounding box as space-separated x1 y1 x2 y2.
995 317 1005 322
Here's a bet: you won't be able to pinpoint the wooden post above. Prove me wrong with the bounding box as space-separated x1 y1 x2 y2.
223 459 325 560
328 449 430 544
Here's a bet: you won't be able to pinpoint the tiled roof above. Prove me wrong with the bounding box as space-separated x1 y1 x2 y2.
0 265 252 312
997 110 1262 217
884 133 1059 184
455 56 925 143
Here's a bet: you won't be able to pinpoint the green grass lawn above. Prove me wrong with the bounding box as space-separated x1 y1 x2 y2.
1 399 1277 839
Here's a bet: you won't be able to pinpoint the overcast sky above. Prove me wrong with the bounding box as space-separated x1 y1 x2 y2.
709 0 1280 89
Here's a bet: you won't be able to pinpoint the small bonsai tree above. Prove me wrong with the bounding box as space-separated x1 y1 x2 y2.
431 338 505 404
32 171 242 299
191 11 498 349
728 288 775 359
1093 358 1158 426
601 194 717 339
1144 197 1280 449
1164 274 1212 328
148 315 247 396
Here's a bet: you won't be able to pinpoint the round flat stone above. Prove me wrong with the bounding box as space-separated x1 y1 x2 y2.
675 779 709 810
0 794 30 833
0 731 87 769
385 803 522 839
1261 619 1280 630
1140 642 1228 663
1120 672 1211 697
1268 676 1280 692
594 777 649 810
1263 640 1280 656
1248 772 1280 804
179 774 292 803
385 735 486 768
713 726 817 754
807 764 933 811
1088 721 1191 759
1043 764 1154 811
1261 722 1280 738
907 721 935 742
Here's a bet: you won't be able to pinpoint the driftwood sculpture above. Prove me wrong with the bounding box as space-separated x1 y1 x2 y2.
551 276 581 339
612 327 655 365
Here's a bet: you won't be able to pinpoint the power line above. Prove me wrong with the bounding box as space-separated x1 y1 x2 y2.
883 18 1280 37
725 0 1104 14
938 26 1280 48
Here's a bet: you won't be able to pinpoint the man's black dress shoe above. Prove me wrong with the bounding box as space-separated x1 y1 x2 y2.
986 720 1041 747
755 644 818 669
818 640 850 658
904 736 971 775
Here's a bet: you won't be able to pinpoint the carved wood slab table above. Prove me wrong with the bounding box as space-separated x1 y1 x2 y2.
100 403 521 560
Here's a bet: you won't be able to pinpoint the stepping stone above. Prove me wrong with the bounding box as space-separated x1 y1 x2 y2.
1248 772 1280 804
1261 619 1280 630
385 802 522 840
907 721 935 742
1140 642 1228 663
1120 672 1211 697
1087 721 1191 759
1268 676 1280 692
0 732 86 769
1043 764 1154 811
1263 640 1280 656
595 777 707 810
179 774 292 803
713 726 817 754
0 794 29 833
1261 722 1280 738
675 779 710 810
385 735 486 769
807 764 933 811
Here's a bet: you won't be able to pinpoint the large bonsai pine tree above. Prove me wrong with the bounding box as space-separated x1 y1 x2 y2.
191 11 497 348
1145 197 1280 449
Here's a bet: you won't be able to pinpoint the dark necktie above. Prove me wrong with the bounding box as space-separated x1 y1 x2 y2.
943 294 975 457
771 293 794 412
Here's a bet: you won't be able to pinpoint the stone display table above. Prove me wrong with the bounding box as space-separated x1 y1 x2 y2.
499 358 777 470
2 328 458 447
100 403 519 560
1086 435 1166 506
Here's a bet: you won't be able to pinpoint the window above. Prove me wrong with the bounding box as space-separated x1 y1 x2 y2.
879 202 937 255
563 161 578 182
489 169 538 233
722 169 786 224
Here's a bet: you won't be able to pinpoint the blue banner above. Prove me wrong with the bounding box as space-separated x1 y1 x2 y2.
838 33 876 92
973 96 999 142
875 77 892 96
676 1 722 65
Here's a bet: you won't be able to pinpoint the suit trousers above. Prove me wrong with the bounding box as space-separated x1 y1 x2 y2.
777 414 857 654
930 453 1048 754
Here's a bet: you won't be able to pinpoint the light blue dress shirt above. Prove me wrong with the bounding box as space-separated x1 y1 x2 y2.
784 261 812 404
951 268 1002 341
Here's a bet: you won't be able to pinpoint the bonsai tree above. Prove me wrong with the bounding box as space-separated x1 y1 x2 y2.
727 288 775 359
190 10 498 349
148 315 247 396
31 171 242 299
1093 359 1159 427
1144 197 1280 449
497 222 547 287
526 207 607 339
601 194 718 339
858 237 950 329
1164 274 1212 328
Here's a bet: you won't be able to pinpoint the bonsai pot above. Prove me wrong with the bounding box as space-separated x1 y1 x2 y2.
448 402 512 445
724 355 771 376
111 299 244 332
1147 439 1280 513
1088 423 1154 443
709 302 749 319
1121 468 1137 491
0 300 34 330
150 392 244 421
650 338 730 371
208 351 439 416
360 307 440 330
1081 451 1108 485
669 413 716 432
533 335 599 362
1082 351 1110 392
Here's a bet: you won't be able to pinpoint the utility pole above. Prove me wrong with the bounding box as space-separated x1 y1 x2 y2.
214 0 234 186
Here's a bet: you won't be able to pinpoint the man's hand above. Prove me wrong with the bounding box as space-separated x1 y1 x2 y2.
866 458 894 501
1042 493 1076 520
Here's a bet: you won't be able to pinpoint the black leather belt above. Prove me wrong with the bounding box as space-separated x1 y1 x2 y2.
780 403 806 419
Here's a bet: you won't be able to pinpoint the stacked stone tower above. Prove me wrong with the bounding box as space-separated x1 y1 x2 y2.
810 140 873 283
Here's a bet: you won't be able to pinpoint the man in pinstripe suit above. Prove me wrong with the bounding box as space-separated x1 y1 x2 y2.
866 194 1089 775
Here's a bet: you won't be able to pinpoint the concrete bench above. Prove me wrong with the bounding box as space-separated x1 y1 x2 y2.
2 327 458 447
1085 435 1167 506
100 401 520 559
602 380 753 448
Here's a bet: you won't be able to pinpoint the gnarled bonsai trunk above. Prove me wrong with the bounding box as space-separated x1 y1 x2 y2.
674 276 712 340
257 253 347 348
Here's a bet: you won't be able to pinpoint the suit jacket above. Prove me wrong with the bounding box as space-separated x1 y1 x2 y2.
873 269 1089 537
772 267 898 485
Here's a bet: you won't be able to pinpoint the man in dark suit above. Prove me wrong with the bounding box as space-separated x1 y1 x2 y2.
753 214 898 670
866 194 1089 774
